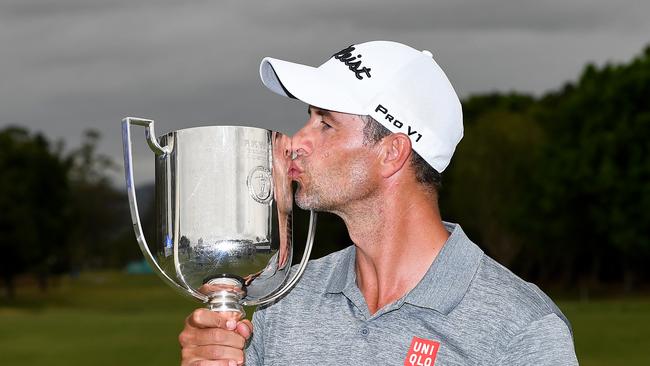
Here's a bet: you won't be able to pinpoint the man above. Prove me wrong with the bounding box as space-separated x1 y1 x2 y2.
179 41 579 365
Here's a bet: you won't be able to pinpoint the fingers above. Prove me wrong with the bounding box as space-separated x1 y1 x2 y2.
179 327 246 349
186 309 241 329
235 320 253 340
186 361 235 366
180 309 249 366
183 358 239 366
181 345 244 366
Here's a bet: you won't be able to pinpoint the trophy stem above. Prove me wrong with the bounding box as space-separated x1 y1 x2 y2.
206 290 246 317
204 277 247 318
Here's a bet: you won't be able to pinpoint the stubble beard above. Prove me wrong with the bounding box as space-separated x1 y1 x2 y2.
294 158 373 213
294 177 332 211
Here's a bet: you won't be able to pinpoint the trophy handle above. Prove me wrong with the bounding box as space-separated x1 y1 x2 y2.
121 117 202 299
243 210 318 306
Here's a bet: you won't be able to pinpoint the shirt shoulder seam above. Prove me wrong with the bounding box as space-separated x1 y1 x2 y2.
492 313 570 364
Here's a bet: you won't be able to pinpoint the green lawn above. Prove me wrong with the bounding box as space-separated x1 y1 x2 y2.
0 273 197 365
0 272 647 365
559 298 650 365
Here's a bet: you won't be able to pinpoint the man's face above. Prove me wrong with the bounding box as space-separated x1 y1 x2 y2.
289 107 379 212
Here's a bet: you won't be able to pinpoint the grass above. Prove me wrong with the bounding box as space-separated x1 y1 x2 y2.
559 298 650 365
0 273 197 366
1 272 648 365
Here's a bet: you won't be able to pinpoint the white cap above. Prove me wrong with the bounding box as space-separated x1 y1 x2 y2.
260 40 463 172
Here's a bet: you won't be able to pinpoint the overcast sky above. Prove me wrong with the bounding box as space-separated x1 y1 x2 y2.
1 0 649 184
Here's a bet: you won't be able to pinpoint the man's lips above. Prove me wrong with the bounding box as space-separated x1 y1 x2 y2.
288 161 303 179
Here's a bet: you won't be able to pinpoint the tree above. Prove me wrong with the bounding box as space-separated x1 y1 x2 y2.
535 46 650 292
66 129 136 270
0 127 72 297
442 95 543 268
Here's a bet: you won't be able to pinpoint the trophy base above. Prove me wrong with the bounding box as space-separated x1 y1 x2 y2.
204 277 247 318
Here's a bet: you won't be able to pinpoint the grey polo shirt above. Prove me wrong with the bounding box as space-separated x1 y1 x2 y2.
245 222 578 365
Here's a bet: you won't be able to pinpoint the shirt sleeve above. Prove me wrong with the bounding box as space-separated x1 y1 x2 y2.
244 308 266 366
496 313 579 366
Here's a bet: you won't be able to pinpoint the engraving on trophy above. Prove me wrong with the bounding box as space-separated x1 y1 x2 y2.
243 138 268 161
247 166 273 204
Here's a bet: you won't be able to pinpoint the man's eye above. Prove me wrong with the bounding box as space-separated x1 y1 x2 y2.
320 121 332 129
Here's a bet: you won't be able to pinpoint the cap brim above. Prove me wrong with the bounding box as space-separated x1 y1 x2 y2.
260 57 366 115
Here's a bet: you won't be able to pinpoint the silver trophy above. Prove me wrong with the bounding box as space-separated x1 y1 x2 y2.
122 117 316 317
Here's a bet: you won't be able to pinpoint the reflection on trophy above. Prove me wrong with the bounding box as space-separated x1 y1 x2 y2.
121 117 316 317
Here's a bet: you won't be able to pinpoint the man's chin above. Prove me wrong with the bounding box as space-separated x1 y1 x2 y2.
295 190 319 211
295 195 314 211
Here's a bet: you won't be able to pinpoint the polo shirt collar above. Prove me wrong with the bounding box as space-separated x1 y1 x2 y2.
404 222 484 314
325 246 356 294
324 222 484 315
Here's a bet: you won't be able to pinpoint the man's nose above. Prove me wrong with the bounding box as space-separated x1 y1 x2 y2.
291 125 313 159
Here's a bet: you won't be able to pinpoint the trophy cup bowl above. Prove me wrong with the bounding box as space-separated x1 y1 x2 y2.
122 117 316 317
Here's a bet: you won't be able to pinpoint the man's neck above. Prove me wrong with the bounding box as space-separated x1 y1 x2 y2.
336 186 450 315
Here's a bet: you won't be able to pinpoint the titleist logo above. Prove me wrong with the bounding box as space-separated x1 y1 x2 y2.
332 45 372 80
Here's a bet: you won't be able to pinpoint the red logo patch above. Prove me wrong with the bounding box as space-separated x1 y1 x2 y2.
404 336 440 366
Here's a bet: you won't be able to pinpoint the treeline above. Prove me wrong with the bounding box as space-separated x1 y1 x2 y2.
0 129 140 298
2 45 649 298
441 45 650 293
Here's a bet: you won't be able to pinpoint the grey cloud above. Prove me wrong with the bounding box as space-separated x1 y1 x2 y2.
1 0 649 185
3 0 130 17
246 0 647 33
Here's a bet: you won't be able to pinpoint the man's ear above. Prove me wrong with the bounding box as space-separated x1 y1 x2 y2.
378 133 412 178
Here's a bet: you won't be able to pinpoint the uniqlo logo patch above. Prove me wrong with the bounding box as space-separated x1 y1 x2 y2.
404 336 440 366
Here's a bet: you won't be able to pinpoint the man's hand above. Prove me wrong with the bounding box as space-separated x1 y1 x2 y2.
179 309 253 366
